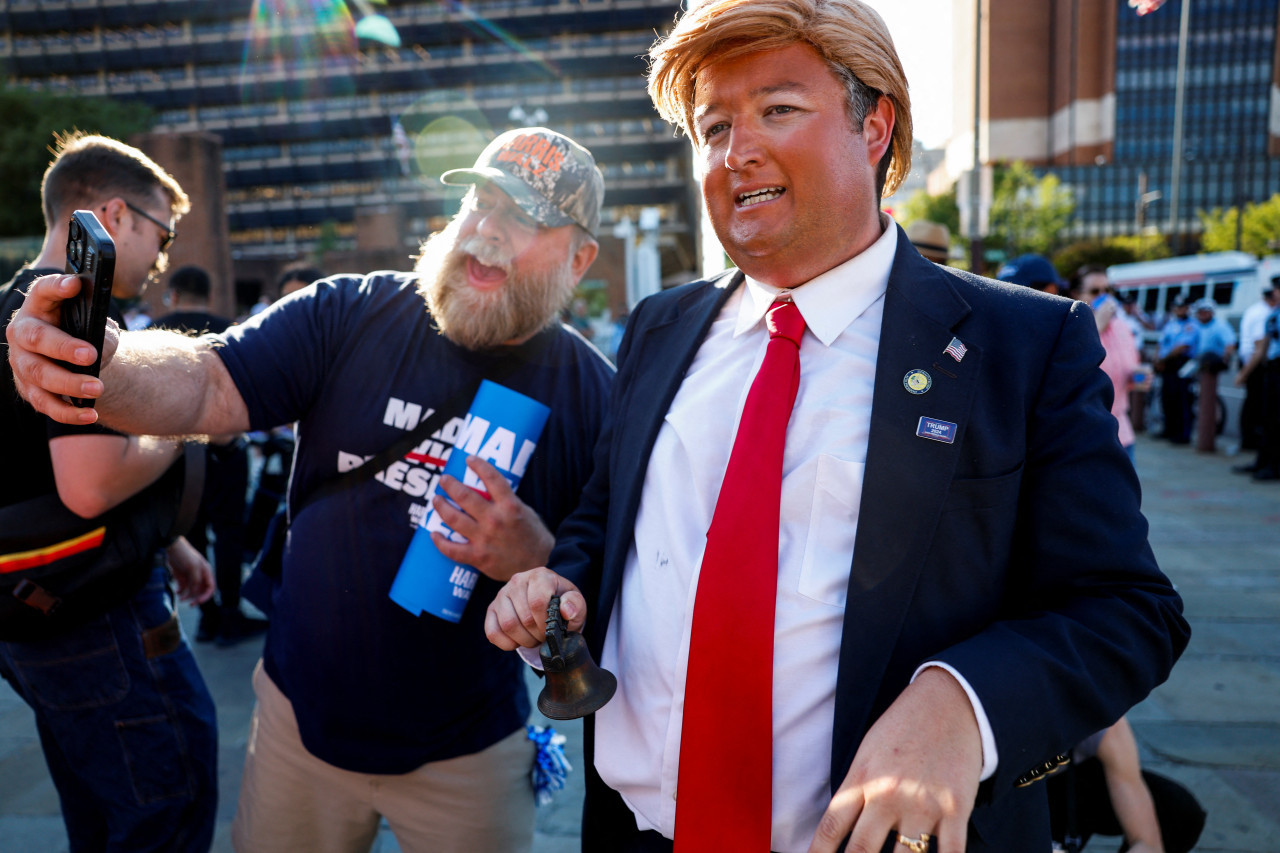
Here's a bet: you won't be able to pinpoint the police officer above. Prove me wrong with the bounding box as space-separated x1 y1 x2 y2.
1155 295 1199 444
1235 281 1280 480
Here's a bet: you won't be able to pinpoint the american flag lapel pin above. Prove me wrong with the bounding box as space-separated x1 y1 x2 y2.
944 336 967 363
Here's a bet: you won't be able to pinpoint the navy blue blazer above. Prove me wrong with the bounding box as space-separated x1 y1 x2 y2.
550 225 1189 850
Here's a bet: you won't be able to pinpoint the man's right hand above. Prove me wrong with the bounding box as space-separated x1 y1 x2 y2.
485 567 587 650
5 274 116 424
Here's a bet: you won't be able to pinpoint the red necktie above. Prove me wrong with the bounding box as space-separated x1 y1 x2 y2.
675 299 805 852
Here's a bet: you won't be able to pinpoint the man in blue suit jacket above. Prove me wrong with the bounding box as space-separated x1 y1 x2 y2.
488 2 1188 851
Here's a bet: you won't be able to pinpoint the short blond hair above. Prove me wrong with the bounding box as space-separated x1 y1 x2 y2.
648 0 913 199
41 131 190 226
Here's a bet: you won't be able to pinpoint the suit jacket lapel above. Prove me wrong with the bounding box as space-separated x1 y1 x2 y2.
831 239 980 781
593 272 741 644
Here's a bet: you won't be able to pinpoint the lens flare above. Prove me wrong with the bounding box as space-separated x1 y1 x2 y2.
240 0 358 101
354 14 401 47
349 0 402 46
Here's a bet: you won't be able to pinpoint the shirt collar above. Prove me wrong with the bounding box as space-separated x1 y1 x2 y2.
735 214 898 346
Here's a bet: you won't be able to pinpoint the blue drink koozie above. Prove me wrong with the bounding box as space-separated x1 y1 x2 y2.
389 380 551 622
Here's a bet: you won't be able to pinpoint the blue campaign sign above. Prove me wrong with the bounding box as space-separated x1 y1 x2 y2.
389 381 551 622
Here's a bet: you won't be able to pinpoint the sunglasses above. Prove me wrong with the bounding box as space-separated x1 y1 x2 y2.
123 200 175 252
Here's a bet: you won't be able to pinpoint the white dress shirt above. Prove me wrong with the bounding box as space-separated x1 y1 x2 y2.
1240 297 1272 357
594 221 995 851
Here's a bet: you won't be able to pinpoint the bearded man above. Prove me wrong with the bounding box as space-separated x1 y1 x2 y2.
5 127 614 853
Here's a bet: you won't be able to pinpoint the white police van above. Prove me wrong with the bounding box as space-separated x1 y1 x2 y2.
1107 251 1279 330
1108 251 1279 444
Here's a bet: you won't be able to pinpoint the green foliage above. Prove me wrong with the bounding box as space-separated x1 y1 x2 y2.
0 86 153 237
1107 233 1173 262
314 219 340 263
986 161 1075 258
573 279 610 317
898 185 961 239
1052 234 1172 280
1198 194 1280 255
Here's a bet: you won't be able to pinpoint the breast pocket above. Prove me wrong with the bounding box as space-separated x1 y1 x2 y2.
941 464 1024 513
798 455 864 608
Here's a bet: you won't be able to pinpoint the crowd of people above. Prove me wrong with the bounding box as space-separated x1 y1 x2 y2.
985 248 1279 486
2 2 1212 852
1 131 219 852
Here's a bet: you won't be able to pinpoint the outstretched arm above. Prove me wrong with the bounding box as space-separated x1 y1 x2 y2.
7 273 249 435
1096 718 1165 853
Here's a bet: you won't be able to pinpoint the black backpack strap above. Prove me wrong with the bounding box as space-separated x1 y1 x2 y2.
298 382 480 513
293 341 540 514
167 443 206 542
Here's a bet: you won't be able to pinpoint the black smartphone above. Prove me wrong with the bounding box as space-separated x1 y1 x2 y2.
61 210 116 408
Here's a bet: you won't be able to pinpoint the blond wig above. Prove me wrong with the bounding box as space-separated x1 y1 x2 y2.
648 0 914 199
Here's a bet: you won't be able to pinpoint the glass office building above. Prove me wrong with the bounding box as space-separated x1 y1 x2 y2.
953 0 1280 250
1060 0 1280 244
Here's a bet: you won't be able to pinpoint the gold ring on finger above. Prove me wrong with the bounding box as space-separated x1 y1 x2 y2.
896 831 931 853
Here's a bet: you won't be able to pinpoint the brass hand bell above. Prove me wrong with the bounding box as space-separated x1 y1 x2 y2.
536 594 617 720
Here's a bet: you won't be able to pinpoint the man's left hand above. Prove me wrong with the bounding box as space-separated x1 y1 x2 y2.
431 456 554 582
165 536 215 605
808 667 982 853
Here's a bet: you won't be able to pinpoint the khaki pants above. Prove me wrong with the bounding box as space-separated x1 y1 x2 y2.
232 661 535 853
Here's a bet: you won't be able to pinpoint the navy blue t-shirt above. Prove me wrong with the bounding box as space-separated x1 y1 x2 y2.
217 271 614 773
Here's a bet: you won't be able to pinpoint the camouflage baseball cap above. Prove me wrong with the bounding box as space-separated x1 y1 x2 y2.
441 127 604 233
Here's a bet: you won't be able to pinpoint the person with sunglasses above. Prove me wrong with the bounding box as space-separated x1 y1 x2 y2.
122 197 176 252
1072 264 1146 463
0 131 217 852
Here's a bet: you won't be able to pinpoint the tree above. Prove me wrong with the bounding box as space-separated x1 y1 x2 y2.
1052 234 1171 280
314 219 341 265
0 86 153 237
1198 194 1280 256
898 185 961 240
1106 234 1173 262
986 161 1075 258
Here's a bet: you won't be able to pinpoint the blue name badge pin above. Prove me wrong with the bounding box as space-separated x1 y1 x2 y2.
916 416 958 444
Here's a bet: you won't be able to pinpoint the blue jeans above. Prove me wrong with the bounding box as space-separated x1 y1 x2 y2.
0 565 218 852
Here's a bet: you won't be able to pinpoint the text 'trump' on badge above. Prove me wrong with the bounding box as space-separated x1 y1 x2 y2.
916 416 958 444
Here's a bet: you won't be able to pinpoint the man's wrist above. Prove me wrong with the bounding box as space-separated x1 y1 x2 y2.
912 661 997 780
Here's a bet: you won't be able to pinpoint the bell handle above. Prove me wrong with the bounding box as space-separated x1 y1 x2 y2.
544 594 565 666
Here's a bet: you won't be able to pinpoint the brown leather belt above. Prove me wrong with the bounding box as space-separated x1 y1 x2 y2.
141 611 182 659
